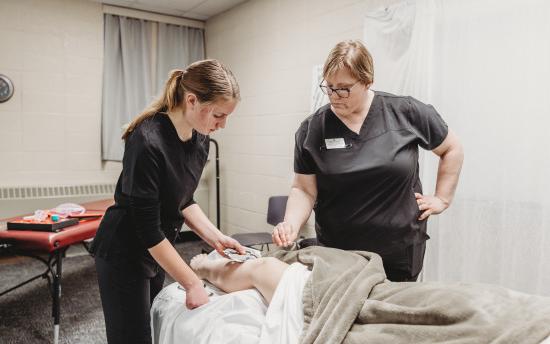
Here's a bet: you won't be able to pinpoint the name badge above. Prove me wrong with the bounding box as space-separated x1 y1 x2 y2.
324 138 347 149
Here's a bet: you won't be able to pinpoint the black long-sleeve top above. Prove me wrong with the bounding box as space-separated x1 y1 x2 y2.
91 113 209 274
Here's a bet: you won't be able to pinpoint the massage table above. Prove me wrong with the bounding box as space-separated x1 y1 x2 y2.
0 199 113 344
152 248 550 344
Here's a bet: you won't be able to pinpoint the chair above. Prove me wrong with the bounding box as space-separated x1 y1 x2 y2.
231 196 288 251
297 237 318 249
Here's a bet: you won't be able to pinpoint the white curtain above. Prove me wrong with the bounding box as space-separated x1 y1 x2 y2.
102 15 205 161
102 14 154 161
365 0 550 296
156 23 205 92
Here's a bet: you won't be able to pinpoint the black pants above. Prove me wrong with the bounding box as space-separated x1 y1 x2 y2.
299 239 426 282
380 242 426 282
95 256 165 344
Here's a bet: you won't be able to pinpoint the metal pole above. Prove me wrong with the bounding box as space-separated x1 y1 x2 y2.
52 249 63 344
209 138 220 229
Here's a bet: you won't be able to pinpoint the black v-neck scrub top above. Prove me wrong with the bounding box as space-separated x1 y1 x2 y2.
91 113 209 274
294 91 448 255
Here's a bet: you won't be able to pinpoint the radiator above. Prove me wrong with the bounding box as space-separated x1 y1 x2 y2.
0 183 209 231
0 184 116 219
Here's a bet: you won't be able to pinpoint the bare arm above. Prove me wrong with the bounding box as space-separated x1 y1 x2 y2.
148 239 208 309
148 204 245 309
416 129 464 220
432 129 464 204
272 173 317 247
182 203 245 255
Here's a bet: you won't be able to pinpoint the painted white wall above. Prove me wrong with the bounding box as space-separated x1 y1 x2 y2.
206 0 370 236
0 0 211 218
0 0 371 234
0 0 121 187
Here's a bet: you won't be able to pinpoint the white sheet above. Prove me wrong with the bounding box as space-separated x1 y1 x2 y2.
259 262 310 344
151 254 310 344
152 255 550 344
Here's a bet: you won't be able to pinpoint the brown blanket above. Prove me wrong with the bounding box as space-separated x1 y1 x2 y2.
271 246 550 344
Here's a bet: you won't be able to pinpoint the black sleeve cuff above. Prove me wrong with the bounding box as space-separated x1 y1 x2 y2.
182 198 197 210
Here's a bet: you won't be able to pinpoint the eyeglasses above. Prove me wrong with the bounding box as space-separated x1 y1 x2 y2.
319 80 360 98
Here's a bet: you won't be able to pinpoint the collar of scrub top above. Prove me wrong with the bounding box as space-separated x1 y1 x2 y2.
319 110 353 151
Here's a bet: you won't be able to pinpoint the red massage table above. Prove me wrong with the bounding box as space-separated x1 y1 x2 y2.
0 199 113 344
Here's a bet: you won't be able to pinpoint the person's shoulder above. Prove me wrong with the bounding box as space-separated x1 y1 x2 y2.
374 90 418 117
311 103 331 120
376 90 431 108
127 114 165 149
297 104 330 132
375 91 442 132
375 90 412 104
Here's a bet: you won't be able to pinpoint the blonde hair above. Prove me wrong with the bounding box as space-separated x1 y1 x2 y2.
323 40 374 86
122 59 240 140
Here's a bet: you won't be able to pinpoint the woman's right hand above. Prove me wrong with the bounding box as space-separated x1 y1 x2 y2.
272 221 298 247
185 282 210 309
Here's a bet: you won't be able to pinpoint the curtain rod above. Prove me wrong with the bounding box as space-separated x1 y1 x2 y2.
102 4 205 29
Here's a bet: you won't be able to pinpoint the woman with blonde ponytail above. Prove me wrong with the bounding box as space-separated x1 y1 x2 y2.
91 59 245 344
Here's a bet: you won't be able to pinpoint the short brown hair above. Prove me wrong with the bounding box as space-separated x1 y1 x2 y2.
323 40 374 86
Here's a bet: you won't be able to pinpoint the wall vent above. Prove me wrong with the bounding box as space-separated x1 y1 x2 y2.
0 183 116 200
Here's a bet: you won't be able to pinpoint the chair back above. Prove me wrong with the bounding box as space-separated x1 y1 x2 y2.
267 196 288 226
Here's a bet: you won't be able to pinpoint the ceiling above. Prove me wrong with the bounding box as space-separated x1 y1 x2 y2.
92 0 249 21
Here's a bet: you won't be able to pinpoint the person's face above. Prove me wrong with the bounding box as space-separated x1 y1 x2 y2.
323 68 369 115
185 95 237 135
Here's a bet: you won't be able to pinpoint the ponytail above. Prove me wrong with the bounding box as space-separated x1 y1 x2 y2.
122 59 240 140
122 69 185 140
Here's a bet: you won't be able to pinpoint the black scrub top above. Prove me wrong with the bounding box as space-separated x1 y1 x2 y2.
91 113 209 274
294 91 448 255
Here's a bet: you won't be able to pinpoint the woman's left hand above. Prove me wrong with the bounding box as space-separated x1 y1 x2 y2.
415 193 449 221
211 234 247 256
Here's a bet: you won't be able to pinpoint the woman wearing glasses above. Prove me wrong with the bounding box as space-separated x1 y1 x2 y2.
272 40 464 282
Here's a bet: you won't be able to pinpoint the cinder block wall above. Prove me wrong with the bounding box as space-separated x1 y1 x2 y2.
0 0 373 234
0 0 214 219
0 0 121 187
206 0 370 236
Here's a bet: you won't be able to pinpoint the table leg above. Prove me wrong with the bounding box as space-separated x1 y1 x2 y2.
52 249 63 344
